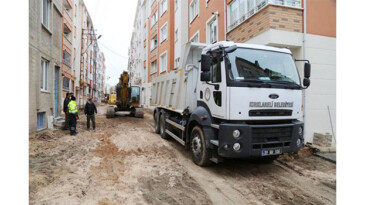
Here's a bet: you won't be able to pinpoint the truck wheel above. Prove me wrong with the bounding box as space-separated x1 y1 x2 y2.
154 111 160 134
191 126 213 166
159 113 169 139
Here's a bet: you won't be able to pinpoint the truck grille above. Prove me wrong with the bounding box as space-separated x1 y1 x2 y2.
252 126 293 139
249 109 292 117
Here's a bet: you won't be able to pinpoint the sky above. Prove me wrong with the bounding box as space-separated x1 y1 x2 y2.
83 0 138 87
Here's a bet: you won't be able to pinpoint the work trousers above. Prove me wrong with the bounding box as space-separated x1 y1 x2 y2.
69 113 77 135
87 114 96 130
64 111 70 129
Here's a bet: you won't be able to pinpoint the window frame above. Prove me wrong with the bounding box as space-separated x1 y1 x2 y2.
160 22 168 43
41 59 49 92
151 11 158 27
159 51 168 73
41 0 51 29
189 0 199 23
190 30 200 43
206 15 218 44
151 60 158 74
160 0 168 16
150 35 158 51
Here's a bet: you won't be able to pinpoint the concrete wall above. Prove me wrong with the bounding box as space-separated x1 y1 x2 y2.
304 34 336 146
29 0 63 132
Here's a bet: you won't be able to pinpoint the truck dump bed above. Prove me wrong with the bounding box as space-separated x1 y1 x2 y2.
151 43 207 114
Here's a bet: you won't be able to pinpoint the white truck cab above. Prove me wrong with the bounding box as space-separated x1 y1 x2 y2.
152 41 311 166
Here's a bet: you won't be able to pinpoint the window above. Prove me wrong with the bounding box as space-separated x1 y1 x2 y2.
161 0 167 15
74 26 76 38
64 24 71 41
175 29 178 42
63 50 71 67
41 59 49 91
42 0 51 28
74 4 77 17
174 57 180 68
175 0 178 11
211 56 221 83
151 35 158 50
160 52 167 73
160 23 168 42
37 112 46 130
190 0 199 23
151 12 158 26
207 17 218 43
151 61 157 74
191 31 199 43
63 77 70 91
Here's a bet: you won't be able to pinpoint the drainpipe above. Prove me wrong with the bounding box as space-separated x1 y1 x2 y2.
224 0 227 40
303 0 308 142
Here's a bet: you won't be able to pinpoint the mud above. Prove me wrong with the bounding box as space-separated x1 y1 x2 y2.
29 104 336 204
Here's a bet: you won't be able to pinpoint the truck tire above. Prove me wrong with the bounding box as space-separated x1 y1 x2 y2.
106 106 115 118
154 111 160 134
191 126 213 166
159 112 169 139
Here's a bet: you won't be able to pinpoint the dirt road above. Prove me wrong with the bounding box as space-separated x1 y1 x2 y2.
29 104 336 204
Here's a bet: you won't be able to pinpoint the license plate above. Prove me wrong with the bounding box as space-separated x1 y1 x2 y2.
262 148 282 156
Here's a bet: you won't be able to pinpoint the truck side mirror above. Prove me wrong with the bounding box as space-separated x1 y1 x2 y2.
303 78 310 87
200 71 211 81
225 45 237 53
201 54 212 72
304 63 311 78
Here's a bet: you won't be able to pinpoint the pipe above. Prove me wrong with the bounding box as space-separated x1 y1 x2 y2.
303 0 308 142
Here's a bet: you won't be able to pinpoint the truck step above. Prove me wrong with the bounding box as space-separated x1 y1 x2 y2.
210 157 224 164
210 140 219 146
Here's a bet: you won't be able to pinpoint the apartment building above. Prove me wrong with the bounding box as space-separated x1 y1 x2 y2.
29 0 63 131
62 0 75 98
29 0 106 131
129 0 189 108
188 0 226 43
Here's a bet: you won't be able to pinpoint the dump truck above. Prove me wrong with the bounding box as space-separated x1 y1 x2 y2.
106 71 143 118
152 41 311 166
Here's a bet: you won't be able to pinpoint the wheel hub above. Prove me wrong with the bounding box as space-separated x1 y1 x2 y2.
192 135 202 156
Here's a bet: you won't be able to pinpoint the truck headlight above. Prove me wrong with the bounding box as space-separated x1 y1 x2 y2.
233 130 240 138
298 126 303 136
233 143 241 151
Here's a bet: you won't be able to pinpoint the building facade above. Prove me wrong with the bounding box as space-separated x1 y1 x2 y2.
29 0 64 131
29 0 106 132
62 0 75 98
128 0 336 145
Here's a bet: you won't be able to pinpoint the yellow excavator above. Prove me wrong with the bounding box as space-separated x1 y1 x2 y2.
106 71 143 118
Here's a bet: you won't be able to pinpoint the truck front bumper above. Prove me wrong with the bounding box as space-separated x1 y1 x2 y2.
217 121 304 158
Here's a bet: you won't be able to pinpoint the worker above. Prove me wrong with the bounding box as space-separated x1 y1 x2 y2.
68 95 78 135
85 97 98 131
63 92 72 130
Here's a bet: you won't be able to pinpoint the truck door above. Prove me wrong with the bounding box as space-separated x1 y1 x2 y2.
200 55 227 119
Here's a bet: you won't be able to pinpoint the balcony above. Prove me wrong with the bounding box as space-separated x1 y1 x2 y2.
227 0 302 42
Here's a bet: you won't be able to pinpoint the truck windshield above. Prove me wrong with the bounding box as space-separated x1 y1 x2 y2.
226 48 300 87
